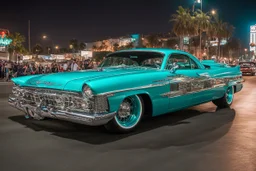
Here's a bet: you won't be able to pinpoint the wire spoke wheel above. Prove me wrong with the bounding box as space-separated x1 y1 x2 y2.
226 86 234 104
115 95 143 130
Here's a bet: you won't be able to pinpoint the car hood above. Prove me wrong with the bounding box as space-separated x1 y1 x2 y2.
13 67 158 91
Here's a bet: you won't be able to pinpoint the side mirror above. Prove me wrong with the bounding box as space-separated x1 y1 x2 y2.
170 64 179 73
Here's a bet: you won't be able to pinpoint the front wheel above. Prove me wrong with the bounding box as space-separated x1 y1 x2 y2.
105 95 144 133
212 86 234 108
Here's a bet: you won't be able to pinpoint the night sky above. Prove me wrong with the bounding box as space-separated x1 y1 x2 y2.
1 0 256 48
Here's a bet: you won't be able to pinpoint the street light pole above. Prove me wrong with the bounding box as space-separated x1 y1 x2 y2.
201 0 203 11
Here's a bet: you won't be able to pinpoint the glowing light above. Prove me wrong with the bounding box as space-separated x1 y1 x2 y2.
55 46 59 49
43 35 47 39
0 37 12 46
211 10 216 15
197 0 201 3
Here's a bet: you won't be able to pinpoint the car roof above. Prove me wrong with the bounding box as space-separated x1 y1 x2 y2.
115 48 186 55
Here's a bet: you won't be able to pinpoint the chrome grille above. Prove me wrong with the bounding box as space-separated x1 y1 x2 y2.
11 86 109 114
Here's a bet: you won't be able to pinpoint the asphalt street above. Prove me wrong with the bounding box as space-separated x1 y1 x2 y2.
0 77 256 171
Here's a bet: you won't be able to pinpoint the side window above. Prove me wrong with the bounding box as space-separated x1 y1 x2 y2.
166 54 199 70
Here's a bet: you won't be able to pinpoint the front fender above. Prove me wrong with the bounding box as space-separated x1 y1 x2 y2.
107 90 152 113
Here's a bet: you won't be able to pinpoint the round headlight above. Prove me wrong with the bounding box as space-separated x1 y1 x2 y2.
82 85 93 98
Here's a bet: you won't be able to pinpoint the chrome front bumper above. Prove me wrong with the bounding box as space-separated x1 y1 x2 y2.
9 96 116 126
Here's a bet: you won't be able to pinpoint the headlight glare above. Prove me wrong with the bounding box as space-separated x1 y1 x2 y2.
82 85 93 98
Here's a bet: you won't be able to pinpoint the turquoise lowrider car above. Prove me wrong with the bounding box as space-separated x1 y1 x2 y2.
9 48 243 133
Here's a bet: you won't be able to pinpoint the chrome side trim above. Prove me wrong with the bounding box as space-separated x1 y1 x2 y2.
98 75 242 96
161 84 226 98
97 82 169 96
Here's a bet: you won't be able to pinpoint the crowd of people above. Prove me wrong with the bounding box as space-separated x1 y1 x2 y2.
0 59 98 82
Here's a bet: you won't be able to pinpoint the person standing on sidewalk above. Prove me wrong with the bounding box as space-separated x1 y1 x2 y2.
70 59 80 71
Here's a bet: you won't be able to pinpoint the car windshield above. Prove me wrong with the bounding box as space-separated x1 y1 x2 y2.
99 51 164 69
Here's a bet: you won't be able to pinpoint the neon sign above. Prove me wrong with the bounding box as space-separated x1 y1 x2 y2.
0 33 12 46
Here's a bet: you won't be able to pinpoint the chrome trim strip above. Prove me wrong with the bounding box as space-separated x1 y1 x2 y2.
97 82 169 96
161 84 226 98
98 76 242 96
19 87 81 96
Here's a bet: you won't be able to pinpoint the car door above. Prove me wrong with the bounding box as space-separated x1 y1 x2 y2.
166 53 214 110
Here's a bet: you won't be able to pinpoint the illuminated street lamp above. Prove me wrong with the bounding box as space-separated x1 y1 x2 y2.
42 35 47 39
55 46 59 49
192 0 203 12
211 9 216 15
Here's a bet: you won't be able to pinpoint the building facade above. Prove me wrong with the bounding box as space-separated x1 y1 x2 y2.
250 24 256 52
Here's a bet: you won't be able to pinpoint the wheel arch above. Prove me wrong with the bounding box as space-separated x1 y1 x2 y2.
107 90 153 115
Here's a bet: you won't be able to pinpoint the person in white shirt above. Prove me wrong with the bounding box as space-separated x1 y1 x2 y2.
71 59 80 71
63 63 68 71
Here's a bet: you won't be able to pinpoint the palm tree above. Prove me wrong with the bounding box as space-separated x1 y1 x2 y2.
146 34 160 47
113 43 119 51
92 45 98 51
189 36 200 56
170 6 197 50
79 42 86 50
69 39 78 52
225 38 240 59
125 42 134 49
195 10 211 58
166 38 179 49
32 44 43 54
100 41 107 51
8 32 26 61
210 16 235 59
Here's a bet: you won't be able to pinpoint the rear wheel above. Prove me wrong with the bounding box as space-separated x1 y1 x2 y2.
105 95 144 133
212 86 234 108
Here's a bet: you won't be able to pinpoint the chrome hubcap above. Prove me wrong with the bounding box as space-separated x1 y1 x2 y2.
118 101 133 119
115 95 142 129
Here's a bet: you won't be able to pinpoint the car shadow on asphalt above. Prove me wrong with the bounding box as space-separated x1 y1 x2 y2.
8 107 236 147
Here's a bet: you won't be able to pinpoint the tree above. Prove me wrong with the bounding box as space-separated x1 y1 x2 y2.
45 46 52 54
7 32 26 61
146 34 160 47
59 48 68 53
92 45 98 51
166 38 179 49
170 6 198 50
225 38 241 58
113 43 119 51
69 39 78 52
79 42 86 50
210 16 235 58
195 10 211 58
32 44 43 54
99 41 108 51
189 36 200 55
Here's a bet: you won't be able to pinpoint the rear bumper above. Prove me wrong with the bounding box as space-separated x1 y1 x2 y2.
241 71 254 75
8 96 116 126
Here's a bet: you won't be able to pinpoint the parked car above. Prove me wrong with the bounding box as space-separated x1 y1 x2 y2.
9 49 243 133
239 62 256 76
